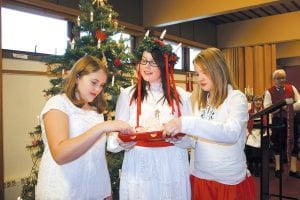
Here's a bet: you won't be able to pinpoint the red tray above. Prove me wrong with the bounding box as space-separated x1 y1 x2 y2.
118 130 185 142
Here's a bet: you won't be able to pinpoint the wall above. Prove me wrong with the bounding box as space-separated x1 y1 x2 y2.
164 20 217 47
217 11 300 48
3 58 51 199
284 65 300 91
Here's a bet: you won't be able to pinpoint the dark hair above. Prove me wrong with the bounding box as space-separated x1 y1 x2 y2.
131 48 180 105
63 55 108 113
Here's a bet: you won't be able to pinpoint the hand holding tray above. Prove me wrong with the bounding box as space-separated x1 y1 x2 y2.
118 130 185 142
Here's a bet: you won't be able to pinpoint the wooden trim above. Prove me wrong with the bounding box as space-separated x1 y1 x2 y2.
151 30 211 49
0 0 4 197
2 69 57 77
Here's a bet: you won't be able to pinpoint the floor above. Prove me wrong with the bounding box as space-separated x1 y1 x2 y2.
253 162 300 200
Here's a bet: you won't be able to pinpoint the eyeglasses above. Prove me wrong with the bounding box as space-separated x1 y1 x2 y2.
140 59 158 67
275 77 286 81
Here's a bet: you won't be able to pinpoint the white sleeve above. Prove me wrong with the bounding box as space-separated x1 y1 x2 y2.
172 87 196 149
40 95 69 123
292 85 300 111
263 90 272 108
177 87 193 116
107 87 132 153
181 91 248 144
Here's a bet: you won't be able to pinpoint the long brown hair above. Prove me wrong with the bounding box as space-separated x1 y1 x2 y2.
63 55 108 113
193 47 237 109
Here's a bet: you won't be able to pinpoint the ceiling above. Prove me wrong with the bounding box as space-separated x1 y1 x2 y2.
205 0 300 25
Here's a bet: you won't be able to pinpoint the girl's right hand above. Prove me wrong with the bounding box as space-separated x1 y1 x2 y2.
118 138 136 151
105 120 135 134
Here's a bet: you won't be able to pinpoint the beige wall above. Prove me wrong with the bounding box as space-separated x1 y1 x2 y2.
3 58 51 199
277 41 300 59
217 11 300 48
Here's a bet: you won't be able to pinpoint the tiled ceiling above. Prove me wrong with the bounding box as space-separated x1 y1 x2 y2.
205 0 300 25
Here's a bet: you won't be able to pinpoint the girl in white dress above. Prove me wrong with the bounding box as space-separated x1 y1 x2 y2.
35 56 133 200
107 35 193 200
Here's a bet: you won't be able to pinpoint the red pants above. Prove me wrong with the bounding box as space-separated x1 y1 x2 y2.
190 175 256 200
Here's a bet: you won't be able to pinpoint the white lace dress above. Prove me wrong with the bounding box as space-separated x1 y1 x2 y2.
35 94 111 200
107 84 193 200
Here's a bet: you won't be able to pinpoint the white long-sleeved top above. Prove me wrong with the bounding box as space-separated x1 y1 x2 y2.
182 85 249 185
107 84 194 152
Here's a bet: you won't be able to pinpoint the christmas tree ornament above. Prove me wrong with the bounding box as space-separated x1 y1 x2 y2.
70 38 75 49
97 39 101 49
90 11 93 22
96 30 107 42
113 19 118 30
93 0 104 7
77 16 80 26
101 52 107 67
114 58 122 67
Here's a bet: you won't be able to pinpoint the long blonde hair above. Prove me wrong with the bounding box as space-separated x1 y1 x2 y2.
193 47 237 109
63 55 108 114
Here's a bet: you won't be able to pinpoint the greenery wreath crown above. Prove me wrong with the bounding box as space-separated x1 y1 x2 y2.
134 36 179 67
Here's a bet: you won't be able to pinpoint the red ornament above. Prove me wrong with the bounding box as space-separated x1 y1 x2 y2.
96 31 107 42
171 54 177 62
114 58 122 67
154 39 165 46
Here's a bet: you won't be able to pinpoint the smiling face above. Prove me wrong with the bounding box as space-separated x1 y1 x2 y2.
194 63 214 92
76 69 107 103
139 51 162 84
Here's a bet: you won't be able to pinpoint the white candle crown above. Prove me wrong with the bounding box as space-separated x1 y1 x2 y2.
160 29 167 40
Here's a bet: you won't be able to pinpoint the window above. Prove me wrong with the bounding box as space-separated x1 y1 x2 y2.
1 7 68 55
189 47 201 71
111 32 132 53
166 40 183 70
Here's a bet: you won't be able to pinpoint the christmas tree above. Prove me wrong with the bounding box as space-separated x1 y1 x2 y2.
20 0 135 199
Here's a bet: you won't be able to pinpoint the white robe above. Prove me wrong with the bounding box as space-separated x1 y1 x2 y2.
107 84 193 200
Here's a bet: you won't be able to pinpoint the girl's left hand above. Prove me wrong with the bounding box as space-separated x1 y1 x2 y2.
104 194 113 200
162 118 182 137
118 138 136 151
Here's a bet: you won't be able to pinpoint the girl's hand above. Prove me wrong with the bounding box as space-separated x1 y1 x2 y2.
118 138 136 151
104 194 113 200
162 118 182 137
105 120 135 134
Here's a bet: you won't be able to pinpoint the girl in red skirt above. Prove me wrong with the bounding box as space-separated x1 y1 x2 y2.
163 47 256 200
